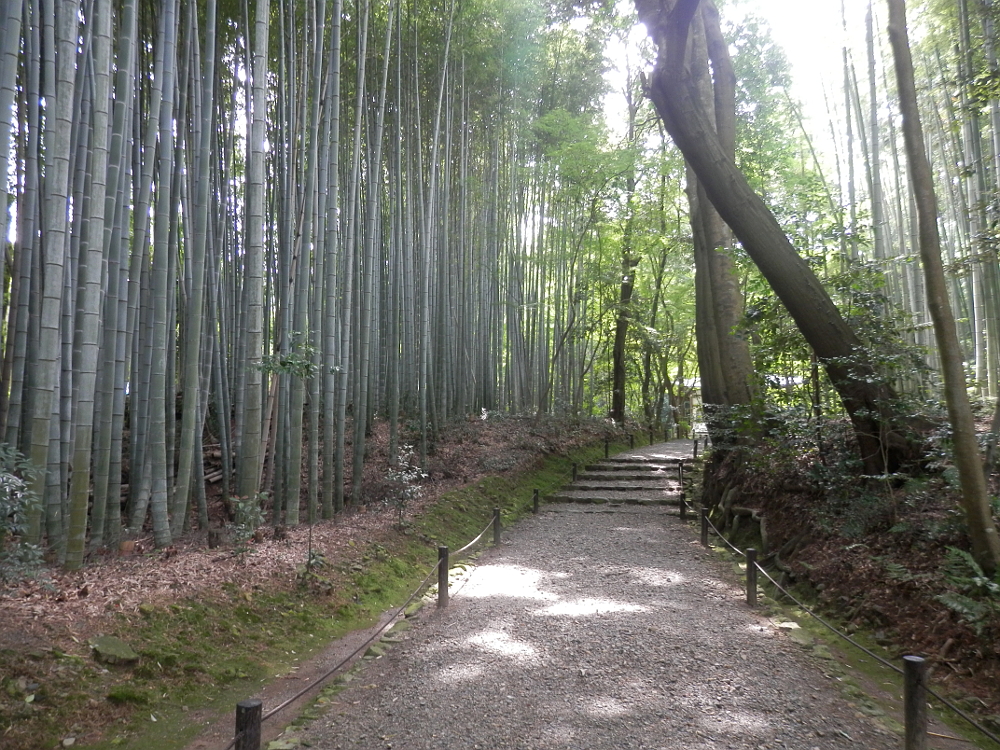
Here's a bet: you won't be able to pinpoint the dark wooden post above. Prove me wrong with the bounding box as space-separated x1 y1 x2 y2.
903 655 928 750
693 438 699 458
629 433 634 449
532 488 540 514
572 463 577 482
649 427 654 445
745 548 758 607
700 507 709 547
235 699 262 750
493 507 501 545
437 546 449 608
604 439 609 458
679 491 687 520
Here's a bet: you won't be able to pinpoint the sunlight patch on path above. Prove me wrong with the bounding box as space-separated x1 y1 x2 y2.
535 597 646 617
704 709 773 736
466 629 539 660
433 663 484 684
630 567 687 587
459 563 562 601
582 696 630 719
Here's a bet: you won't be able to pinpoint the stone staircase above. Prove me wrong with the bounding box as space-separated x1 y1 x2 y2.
548 453 686 508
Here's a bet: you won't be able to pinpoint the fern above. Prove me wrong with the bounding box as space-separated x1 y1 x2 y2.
942 547 1000 595
936 592 993 636
882 559 918 582
936 547 1000 636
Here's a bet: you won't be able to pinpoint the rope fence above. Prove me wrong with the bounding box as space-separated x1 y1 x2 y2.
219 432 684 750
699 508 1000 749
220 510 502 750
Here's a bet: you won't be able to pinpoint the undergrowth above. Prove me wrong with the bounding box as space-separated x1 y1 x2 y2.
703 409 1000 723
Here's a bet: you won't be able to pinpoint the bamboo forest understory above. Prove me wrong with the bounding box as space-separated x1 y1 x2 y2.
4 0 1000 572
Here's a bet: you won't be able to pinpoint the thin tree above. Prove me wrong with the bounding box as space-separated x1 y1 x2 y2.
887 0 1000 575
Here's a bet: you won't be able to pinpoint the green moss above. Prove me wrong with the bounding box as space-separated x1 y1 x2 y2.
2 438 621 750
105 687 151 706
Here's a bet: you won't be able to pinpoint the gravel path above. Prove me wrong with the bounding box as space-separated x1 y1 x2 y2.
294 444 900 750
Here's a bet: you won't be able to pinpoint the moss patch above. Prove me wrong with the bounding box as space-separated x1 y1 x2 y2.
0 436 627 750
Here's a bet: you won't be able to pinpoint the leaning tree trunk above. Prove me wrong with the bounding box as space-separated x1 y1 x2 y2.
634 0 921 475
887 0 1000 575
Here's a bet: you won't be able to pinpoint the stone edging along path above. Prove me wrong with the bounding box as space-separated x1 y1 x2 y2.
279 442 910 750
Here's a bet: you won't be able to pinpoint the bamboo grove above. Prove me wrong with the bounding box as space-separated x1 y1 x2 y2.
6 0 1000 570
0 0 704 568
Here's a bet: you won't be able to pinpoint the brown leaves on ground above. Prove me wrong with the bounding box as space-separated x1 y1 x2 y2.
0 414 614 654
711 426 1000 720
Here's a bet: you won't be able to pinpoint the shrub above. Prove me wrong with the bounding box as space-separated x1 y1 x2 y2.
0 443 43 583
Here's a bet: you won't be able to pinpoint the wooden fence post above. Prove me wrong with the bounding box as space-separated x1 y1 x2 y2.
700 508 709 547
437 546 449 608
493 507 501 545
746 548 758 607
532 489 539 514
904 655 928 750
235 699 262 750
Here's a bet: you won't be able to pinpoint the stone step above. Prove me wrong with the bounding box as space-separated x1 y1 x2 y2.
584 462 677 473
599 455 682 465
552 487 679 499
548 492 679 506
568 481 676 492
578 470 679 482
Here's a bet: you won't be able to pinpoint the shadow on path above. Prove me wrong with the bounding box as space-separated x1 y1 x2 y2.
292 444 903 750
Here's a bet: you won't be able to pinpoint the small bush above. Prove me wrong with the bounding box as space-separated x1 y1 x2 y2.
227 493 267 554
384 446 426 525
0 443 43 584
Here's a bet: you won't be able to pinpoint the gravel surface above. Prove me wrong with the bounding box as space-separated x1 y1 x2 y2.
294 448 902 750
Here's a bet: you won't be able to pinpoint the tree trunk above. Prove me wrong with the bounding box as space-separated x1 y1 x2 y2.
635 0 921 475
887 0 1000 575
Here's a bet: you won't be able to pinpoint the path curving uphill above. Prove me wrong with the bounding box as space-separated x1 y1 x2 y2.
290 441 904 750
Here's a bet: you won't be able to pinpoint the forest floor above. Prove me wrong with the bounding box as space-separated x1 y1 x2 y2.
1 417 999 748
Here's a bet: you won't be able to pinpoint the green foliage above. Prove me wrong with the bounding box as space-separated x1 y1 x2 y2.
831 263 930 383
384 446 427 526
259 333 318 379
0 444 43 584
745 253 929 419
297 549 334 594
228 493 267 553
728 15 797 196
936 547 1000 638
874 556 932 584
